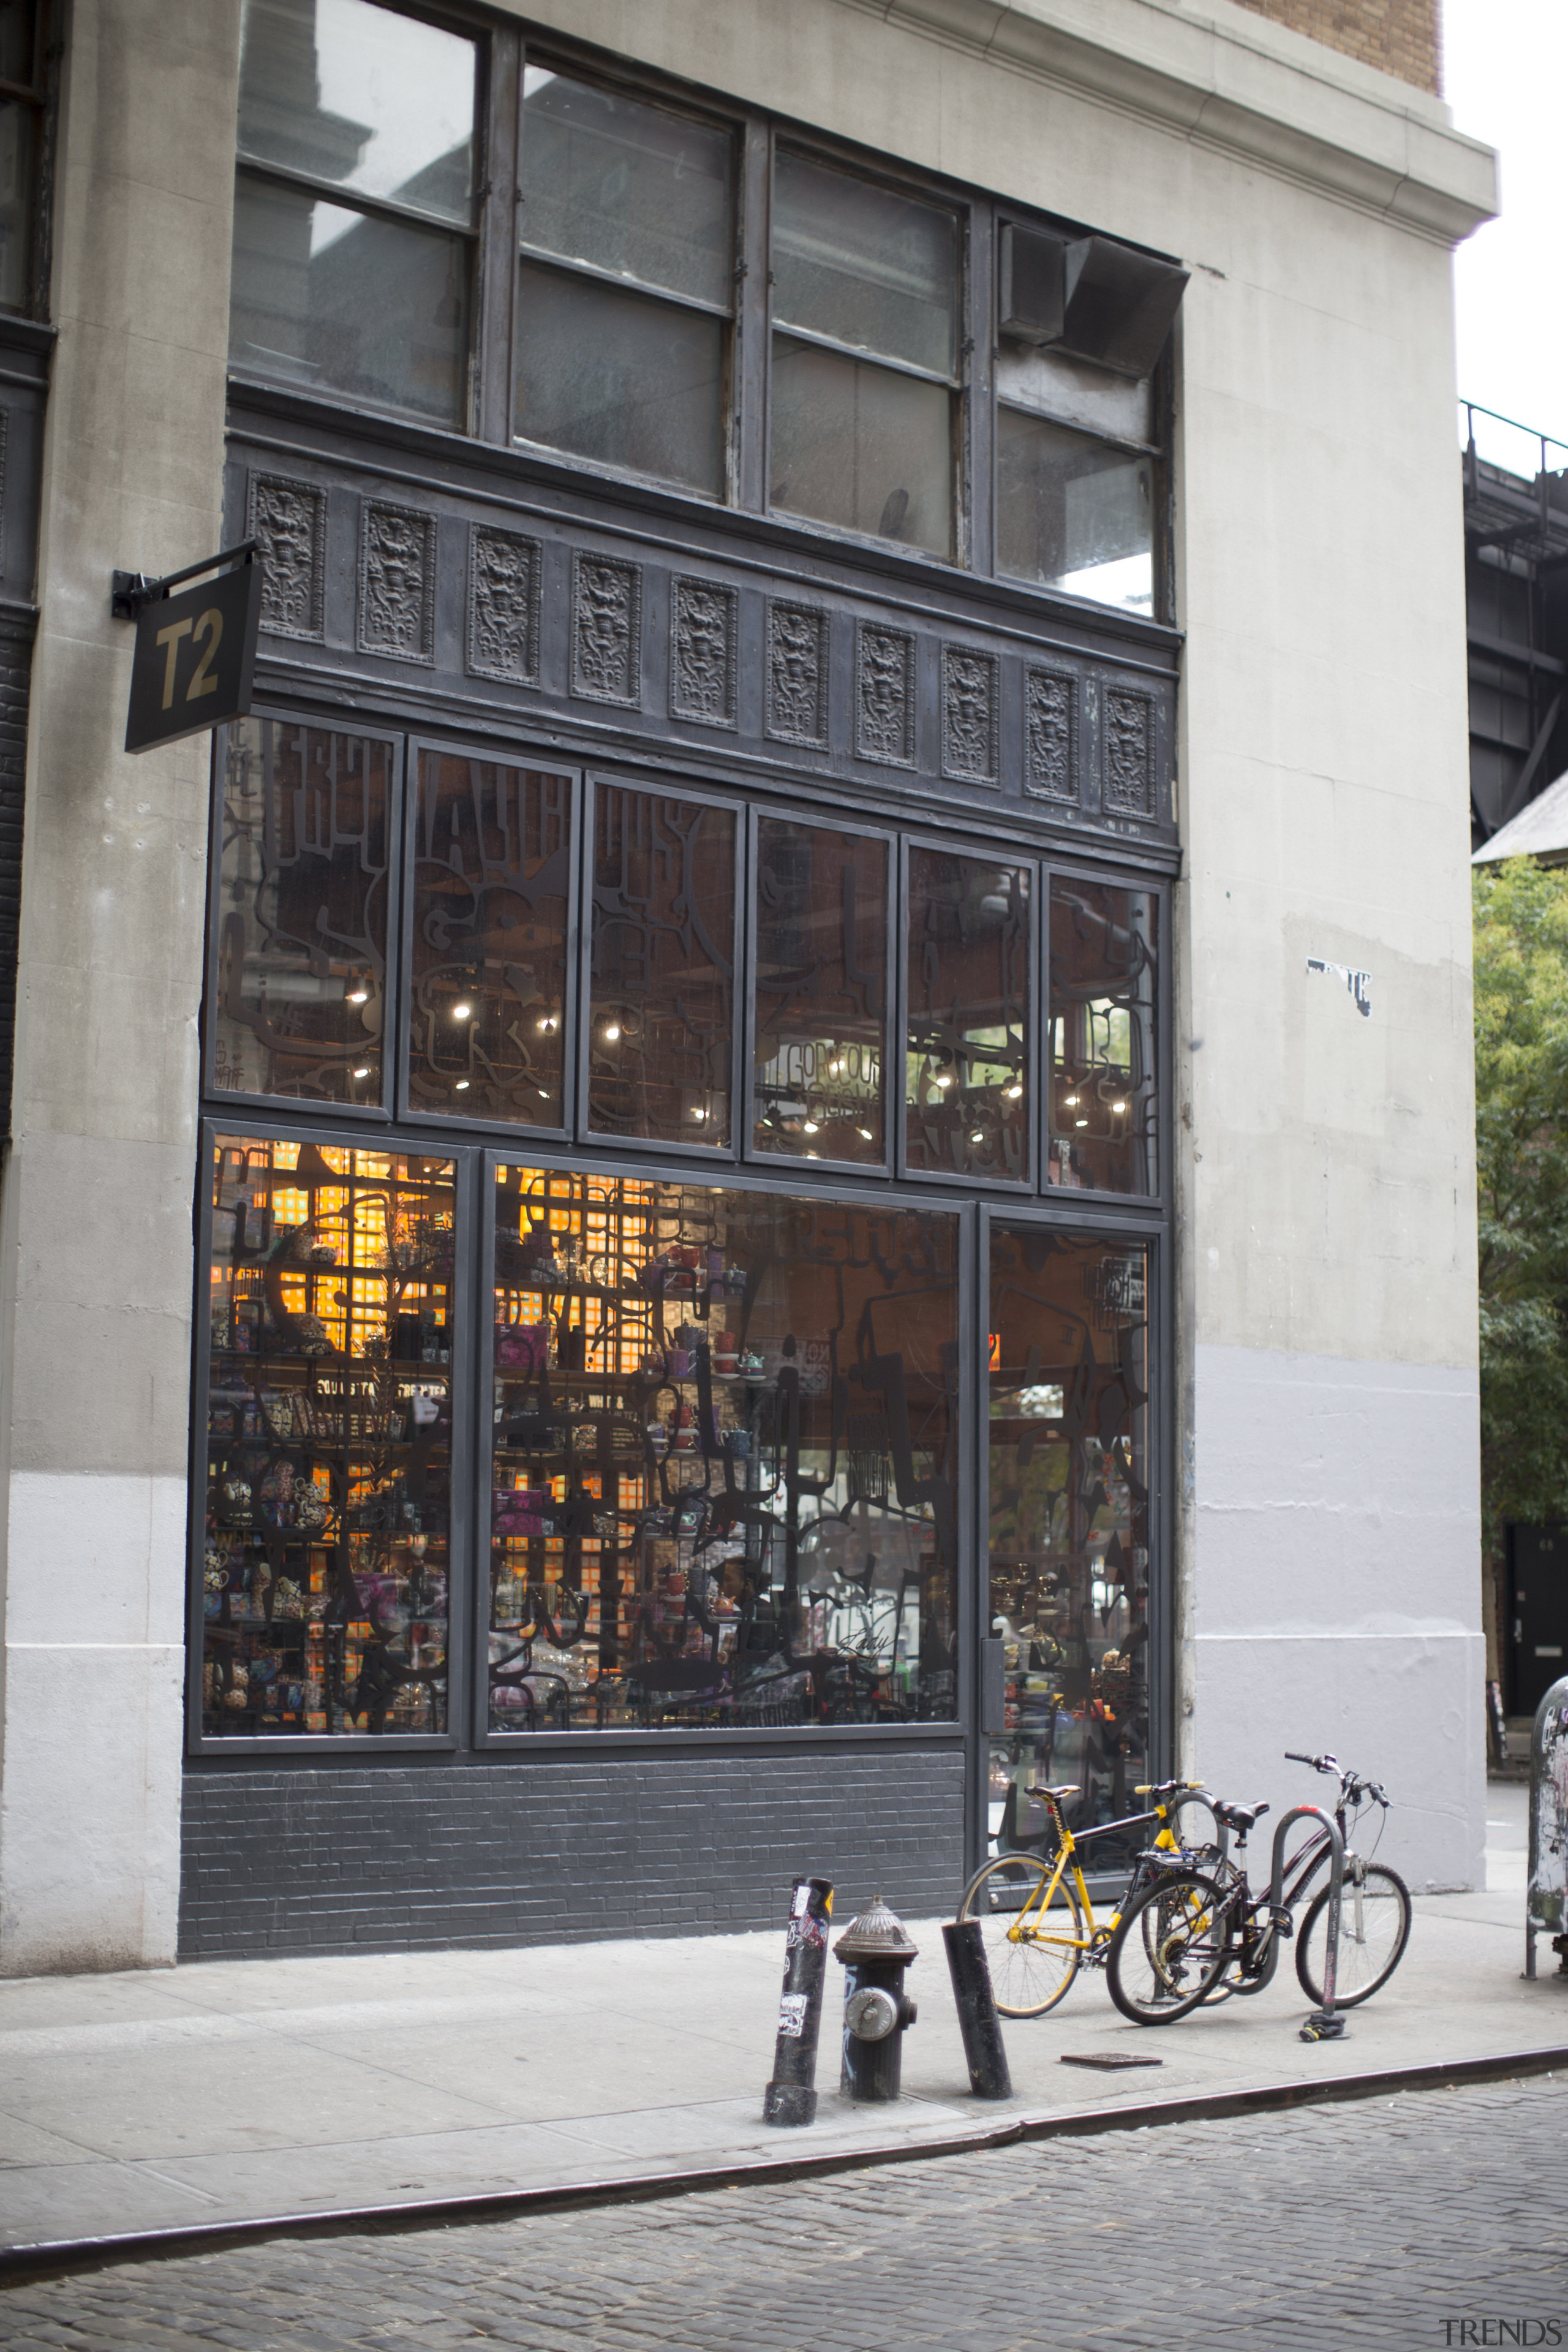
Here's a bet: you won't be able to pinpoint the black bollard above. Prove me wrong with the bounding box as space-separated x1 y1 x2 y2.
763 1875 834 2126
942 1918 1012 2099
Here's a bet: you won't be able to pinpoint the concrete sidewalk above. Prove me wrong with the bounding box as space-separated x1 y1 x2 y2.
0 1783 1562 2262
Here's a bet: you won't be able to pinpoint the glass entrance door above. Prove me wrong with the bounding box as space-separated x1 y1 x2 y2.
985 1226 1153 1874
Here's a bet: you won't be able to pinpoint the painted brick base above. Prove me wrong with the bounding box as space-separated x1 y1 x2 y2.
178 1747 968 1958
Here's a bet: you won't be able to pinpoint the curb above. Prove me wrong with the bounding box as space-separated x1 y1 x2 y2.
2 2041 1564 2283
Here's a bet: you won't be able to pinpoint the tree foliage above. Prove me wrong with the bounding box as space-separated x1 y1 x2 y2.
1473 859 1568 1548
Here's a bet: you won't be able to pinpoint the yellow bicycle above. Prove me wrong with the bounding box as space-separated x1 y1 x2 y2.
957 1779 1224 2018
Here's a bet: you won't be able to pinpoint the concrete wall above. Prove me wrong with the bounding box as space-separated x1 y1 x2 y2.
0 0 240 1972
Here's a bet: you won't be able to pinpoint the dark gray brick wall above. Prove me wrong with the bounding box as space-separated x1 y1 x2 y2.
178 1747 968 1958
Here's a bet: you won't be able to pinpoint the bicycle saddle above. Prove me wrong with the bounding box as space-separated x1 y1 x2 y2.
1030 1784 1079 1805
1213 1799 1268 1832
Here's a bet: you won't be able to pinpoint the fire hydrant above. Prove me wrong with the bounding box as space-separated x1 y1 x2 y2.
834 1894 918 2102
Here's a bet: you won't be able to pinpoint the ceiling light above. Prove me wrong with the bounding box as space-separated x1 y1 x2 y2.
806 1150 819 1159
934 1074 952 1089
453 1001 472 1021
1063 1093 1079 1107
537 1015 557 1033
1005 1084 1023 1100
1074 1118 1088 1128
1112 1099 1126 1112
692 1106 706 1121
858 1127 873 1141
829 1060 843 1074
454 1079 470 1091
347 988 368 1005
970 1129 984 1144
352 1066 371 1079
802 1120 820 1134
605 1023 621 1044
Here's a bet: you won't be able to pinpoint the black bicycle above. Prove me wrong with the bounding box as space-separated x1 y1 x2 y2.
1104 1752 1412 2024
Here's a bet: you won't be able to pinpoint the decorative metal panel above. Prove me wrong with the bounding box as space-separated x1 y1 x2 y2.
466 525 541 685
1024 667 1077 804
1103 687 1156 818
856 624 915 768
571 552 641 707
941 646 998 786
247 473 326 643
669 576 737 729
358 501 437 663
765 600 827 748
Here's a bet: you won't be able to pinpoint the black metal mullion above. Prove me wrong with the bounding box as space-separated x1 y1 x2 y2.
737 118 771 515
235 155 479 244
967 200 994 581
476 20 521 446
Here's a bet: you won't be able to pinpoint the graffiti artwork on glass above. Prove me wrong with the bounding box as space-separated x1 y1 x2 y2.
753 819 888 1164
986 1230 1150 1870
203 1136 456 1736
905 847 1030 1181
1048 878 1158 1194
210 719 392 1105
588 786 736 1144
488 1166 958 1730
407 752 573 1123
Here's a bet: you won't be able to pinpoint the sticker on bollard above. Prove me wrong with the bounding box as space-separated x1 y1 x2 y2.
763 1876 833 2127
942 1917 1012 2100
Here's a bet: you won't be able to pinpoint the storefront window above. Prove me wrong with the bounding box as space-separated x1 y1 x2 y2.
211 718 393 1106
407 750 573 1125
487 1165 959 1729
752 817 888 1165
905 846 1030 1182
202 1136 456 1736
1048 878 1158 1194
986 1228 1150 1867
587 785 736 1145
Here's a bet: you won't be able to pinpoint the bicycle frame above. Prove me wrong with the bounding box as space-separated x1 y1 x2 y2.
1000 1789 1221 1964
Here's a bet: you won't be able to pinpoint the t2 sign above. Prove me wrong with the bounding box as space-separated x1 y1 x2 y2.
123 552 263 754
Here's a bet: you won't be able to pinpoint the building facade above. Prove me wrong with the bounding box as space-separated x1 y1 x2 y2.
0 0 1494 1972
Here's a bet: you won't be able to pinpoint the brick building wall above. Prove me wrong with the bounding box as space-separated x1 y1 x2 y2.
1229 0 1440 94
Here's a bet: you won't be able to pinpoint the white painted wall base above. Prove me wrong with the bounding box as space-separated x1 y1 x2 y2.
0 1474 187 1973
1191 1346 1484 1892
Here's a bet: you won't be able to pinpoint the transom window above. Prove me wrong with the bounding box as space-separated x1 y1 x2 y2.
208 715 1164 1202
227 0 1180 618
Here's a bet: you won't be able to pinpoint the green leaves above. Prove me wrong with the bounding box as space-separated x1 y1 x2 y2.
1474 859 1568 1541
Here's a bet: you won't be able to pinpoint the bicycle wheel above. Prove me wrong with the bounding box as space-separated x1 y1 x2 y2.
957 1853 1087 2018
1295 1863 1411 2007
1108 1871 1230 2024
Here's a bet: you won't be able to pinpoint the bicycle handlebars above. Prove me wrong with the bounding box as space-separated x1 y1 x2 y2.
1284 1752 1390 1807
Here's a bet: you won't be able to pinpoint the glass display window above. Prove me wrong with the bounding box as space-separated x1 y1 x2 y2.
586 782 738 1148
405 748 575 1128
750 815 891 1168
986 1226 1151 1869
486 1163 959 1732
904 844 1031 1184
1047 876 1159 1196
211 717 396 1109
201 1133 458 1738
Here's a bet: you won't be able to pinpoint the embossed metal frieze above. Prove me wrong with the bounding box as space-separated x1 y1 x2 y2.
467 525 540 685
247 473 326 641
856 624 915 767
766 600 827 747
1024 667 1077 804
670 576 737 728
571 552 641 706
941 646 998 785
1103 687 1156 818
359 500 437 663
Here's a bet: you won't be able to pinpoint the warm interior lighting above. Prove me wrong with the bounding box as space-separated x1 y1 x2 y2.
347 988 369 1005
453 1001 472 1020
353 1066 371 1079
455 1079 470 1091
1005 1084 1023 1100
605 1022 621 1043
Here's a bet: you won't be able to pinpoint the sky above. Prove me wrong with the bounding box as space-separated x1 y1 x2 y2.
1444 0 1568 470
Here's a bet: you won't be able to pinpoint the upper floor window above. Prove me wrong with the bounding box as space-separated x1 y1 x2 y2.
0 0 50 315
514 73 734 497
227 2 1181 619
232 0 480 426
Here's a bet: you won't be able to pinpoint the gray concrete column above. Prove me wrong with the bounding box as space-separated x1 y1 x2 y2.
0 0 240 1972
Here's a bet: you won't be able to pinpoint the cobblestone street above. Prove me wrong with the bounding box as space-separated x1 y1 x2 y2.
1 2074 1565 2351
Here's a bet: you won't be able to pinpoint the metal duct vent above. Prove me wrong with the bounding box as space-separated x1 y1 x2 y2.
998 222 1189 379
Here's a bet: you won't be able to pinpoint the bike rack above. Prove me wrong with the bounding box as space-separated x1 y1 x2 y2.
1268 1806 1345 2041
